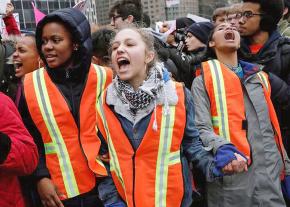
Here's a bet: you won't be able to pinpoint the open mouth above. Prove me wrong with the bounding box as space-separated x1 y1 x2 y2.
14 62 23 69
224 31 235 40
117 57 130 68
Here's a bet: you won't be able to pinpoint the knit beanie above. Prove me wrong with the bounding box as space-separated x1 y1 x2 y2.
186 22 214 44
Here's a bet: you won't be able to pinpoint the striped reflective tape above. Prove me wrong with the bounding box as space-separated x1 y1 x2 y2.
96 92 127 193
33 69 79 198
94 65 107 99
208 60 230 141
155 105 178 207
257 72 269 92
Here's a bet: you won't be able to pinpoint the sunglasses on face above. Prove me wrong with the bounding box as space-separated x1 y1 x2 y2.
235 11 264 19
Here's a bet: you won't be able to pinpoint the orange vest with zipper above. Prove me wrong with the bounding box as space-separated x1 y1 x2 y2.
96 82 186 207
24 64 112 199
201 59 285 175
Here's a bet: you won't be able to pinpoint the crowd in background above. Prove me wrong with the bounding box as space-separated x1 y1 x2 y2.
0 0 290 207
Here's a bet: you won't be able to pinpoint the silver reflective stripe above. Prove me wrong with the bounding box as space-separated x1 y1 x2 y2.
257 72 269 91
34 69 79 198
168 150 180 165
155 105 176 207
96 92 126 190
44 143 56 154
94 65 106 98
208 60 230 140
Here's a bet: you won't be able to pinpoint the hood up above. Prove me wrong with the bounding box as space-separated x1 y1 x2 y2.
35 8 92 83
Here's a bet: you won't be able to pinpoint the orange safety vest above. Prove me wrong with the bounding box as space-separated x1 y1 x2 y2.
24 64 112 199
96 82 186 207
201 59 286 177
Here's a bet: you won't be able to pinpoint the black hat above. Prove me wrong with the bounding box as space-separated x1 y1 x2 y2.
186 22 214 44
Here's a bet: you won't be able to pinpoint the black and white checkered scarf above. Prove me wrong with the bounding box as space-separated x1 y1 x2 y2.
114 66 163 115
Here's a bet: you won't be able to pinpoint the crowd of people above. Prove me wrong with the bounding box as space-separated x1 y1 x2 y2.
0 0 290 206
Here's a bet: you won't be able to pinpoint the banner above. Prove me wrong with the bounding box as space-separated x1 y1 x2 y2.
165 0 180 8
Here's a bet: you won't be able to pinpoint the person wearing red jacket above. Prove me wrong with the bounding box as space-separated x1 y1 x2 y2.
2 3 20 35
0 92 38 207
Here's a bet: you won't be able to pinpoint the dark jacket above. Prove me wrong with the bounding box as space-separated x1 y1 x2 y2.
239 30 290 154
167 47 207 89
18 8 94 203
0 93 38 207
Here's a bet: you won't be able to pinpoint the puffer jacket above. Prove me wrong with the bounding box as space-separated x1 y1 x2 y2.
239 30 290 155
0 93 38 207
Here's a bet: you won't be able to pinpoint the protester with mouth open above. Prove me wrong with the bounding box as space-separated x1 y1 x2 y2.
19 8 112 207
191 22 290 207
95 25 247 207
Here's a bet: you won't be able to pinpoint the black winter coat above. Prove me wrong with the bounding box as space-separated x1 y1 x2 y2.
239 30 290 154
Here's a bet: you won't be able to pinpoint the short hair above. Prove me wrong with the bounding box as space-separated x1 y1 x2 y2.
243 0 284 32
92 28 115 65
109 0 143 24
142 12 151 28
226 3 242 15
212 7 228 22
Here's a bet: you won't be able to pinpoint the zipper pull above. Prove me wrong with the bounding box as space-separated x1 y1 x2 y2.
66 69 70 79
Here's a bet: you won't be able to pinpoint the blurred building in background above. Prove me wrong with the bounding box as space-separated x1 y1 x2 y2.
11 0 97 31
10 0 240 31
96 0 240 26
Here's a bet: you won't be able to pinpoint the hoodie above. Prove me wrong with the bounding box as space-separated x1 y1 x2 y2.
19 7 93 184
35 8 92 125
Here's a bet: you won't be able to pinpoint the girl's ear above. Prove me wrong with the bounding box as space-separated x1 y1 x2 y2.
145 51 155 64
208 40 215 48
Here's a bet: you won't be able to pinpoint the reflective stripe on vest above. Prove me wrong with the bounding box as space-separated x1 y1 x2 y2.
207 59 230 141
202 59 250 159
256 71 286 179
257 71 270 92
96 82 185 207
25 64 112 198
155 105 176 207
34 68 79 197
96 92 126 190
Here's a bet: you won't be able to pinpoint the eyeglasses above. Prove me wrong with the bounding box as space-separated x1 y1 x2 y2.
235 11 264 19
111 15 122 22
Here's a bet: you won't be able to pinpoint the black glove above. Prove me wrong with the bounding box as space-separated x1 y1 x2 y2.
0 131 11 164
